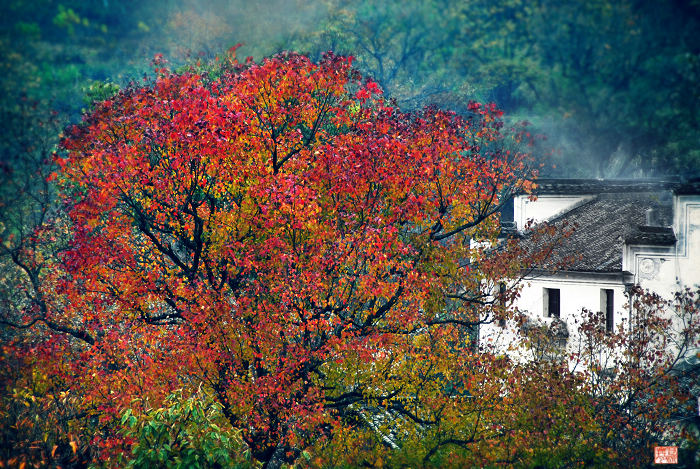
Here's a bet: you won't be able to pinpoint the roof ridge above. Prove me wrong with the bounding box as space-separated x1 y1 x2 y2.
532 178 679 195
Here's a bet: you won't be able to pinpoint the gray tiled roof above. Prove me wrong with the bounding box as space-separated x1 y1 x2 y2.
524 192 674 273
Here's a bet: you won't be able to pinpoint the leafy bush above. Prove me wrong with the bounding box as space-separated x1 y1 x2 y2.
117 390 257 469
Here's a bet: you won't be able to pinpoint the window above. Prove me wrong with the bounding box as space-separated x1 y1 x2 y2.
601 289 614 332
544 288 560 318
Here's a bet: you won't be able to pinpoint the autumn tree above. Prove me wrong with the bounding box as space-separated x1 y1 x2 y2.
0 51 541 467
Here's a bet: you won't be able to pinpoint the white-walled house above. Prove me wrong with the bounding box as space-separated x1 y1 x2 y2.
480 178 700 357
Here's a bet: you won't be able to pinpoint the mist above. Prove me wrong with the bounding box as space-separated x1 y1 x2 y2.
1 0 698 178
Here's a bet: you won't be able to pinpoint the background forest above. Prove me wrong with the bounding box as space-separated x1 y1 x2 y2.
1 0 699 182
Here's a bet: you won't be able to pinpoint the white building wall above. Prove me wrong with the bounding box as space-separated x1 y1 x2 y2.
515 276 627 327
621 195 700 359
514 194 592 230
481 274 628 360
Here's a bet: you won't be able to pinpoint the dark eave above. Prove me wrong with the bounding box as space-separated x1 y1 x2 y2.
624 225 676 246
523 268 635 284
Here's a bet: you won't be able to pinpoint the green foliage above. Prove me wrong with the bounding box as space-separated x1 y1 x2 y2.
82 80 120 110
53 4 83 36
117 390 258 469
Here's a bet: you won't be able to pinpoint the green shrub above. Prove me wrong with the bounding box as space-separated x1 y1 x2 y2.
118 390 258 469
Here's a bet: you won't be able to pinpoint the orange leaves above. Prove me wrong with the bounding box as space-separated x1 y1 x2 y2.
47 51 542 465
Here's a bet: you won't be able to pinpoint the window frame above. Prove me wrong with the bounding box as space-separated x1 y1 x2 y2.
602 288 614 333
544 287 560 319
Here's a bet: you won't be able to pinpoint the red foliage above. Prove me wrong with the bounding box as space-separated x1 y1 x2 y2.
7 52 537 466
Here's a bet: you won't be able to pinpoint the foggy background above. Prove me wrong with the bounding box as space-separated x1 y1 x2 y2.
1 0 699 180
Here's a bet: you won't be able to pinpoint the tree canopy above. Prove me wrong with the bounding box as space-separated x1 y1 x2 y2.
4 51 547 467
